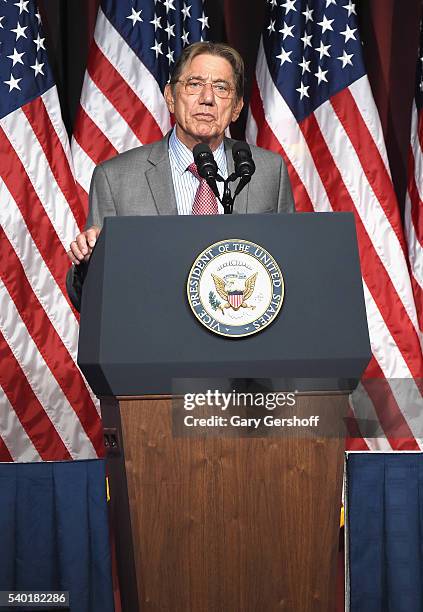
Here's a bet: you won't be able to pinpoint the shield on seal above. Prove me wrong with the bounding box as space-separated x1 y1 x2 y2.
228 291 243 309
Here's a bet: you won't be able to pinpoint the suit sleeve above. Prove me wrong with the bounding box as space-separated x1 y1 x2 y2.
85 164 117 229
276 156 295 214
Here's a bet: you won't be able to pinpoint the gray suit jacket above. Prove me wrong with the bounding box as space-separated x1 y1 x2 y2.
86 134 295 228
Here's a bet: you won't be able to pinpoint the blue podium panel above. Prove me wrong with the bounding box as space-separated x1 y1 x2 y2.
347 453 423 612
0 460 114 612
78 213 371 395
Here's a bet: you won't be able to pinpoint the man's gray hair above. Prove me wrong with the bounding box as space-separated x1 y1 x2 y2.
169 42 245 100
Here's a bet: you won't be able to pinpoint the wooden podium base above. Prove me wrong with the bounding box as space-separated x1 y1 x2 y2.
102 393 347 612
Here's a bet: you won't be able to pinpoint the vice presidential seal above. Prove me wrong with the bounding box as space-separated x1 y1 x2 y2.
187 239 284 338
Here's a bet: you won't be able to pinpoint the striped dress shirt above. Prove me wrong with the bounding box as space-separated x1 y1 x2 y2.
168 128 228 215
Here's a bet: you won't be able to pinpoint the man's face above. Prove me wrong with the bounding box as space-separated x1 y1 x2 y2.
164 53 243 150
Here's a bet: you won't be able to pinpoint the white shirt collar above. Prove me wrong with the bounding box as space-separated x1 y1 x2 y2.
168 127 227 178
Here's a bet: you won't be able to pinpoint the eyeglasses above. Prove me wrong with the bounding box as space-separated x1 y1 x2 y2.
176 79 235 99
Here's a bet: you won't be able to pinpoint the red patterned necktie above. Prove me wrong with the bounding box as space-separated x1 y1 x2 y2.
188 162 219 215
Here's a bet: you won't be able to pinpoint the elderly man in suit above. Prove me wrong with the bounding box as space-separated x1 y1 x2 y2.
67 41 294 266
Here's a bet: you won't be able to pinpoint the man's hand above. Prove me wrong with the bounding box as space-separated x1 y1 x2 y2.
67 225 101 265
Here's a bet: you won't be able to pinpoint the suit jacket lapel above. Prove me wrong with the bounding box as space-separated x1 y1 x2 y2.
224 137 248 214
146 135 178 215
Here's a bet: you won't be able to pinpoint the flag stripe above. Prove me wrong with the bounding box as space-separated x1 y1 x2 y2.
250 76 421 449
22 96 86 231
410 273 423 334
0 183 94 387
405 194 423 295
41 87 75 171
245 108 258 145
73 107 118 166
0 279 99 460
349 381 403 452
88 41 163 145
0 189 99 414
411 106 423 198
0 130 76 311
315 96 418 332
0 386 42 463
250 5 423 451
0 1 103 462
406 99 423 338
80 73 142 153
360 288 423 449
406 161 423 337
0 330 73 461
72 139 97 195
75 181 89 217
0 432 15 462
253 41 333 212
0 108 79 250
346 427 371 451
94 8 171 135
252 47 421 368
405 195 423 290
330 87 408 256
407 147 423 249
0 233 103 452
71 0 206 208
361 365 421 451
250 76 315 212
348 78 392 176
299 112 422 378
1 183 79 348
362 282 413 380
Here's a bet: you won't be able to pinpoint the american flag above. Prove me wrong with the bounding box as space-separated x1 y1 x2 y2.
247 0 423 450
0 0 103 461
406 19 423 339
72 0 209 208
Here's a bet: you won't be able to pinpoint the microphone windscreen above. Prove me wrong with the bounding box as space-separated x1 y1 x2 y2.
232 141 252 157
193 143 217 179
232 141 255 178
193 143 212 159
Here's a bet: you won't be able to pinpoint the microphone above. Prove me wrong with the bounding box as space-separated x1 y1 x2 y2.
232 141 256 180
232 142 255 198
193 143 220 198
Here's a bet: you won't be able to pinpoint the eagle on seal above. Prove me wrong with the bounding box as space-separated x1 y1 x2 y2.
211 272 257 315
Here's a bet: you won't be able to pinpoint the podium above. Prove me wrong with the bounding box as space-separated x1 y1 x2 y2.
78 213 371 611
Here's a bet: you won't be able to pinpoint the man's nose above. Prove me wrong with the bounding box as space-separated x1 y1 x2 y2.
198 82 215 104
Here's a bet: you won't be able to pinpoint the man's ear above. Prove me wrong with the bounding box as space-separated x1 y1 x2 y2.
231 97 244 123
164 84 175 114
